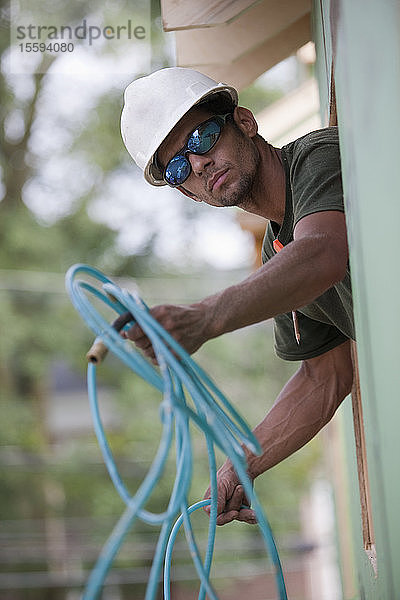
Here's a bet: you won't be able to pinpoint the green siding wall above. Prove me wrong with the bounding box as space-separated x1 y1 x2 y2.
314 1 400 598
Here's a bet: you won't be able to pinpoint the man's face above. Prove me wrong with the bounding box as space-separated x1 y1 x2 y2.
157 105 260 208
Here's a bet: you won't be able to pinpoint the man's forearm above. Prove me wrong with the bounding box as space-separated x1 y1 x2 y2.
243 340 353 478
200 235 347 340
203 342 353 526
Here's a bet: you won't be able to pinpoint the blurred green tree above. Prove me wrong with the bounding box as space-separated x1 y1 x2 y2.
0 2 169 595
0 0 178 426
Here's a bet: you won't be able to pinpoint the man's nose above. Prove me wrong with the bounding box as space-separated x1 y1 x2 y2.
188 152 213 176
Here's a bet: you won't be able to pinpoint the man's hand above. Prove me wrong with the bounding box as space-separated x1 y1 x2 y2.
203 461 256 526
123 302 211 361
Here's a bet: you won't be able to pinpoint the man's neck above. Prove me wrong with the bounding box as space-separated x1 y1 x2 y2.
244 138 286 225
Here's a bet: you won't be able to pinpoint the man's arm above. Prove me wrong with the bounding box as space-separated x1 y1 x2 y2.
203 339 353 525
126 211 348 358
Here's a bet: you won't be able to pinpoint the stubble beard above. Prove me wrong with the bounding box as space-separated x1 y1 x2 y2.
217 171 255 208
219 131 261 208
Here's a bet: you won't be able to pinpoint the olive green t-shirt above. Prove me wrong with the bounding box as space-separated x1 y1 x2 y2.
262 127 354 361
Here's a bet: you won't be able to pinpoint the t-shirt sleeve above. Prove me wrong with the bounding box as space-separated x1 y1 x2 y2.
273 310 348 361
271 128 350 361
290 129 344 227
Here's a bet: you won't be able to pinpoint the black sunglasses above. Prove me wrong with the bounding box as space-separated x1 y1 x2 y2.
157 113 233 187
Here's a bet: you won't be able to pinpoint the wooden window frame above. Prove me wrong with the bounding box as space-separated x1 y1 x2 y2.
329 71 377 575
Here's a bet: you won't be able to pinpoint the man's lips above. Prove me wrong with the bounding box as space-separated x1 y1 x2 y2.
208 169 229 192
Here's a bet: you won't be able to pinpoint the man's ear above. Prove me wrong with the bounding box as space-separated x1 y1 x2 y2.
233 106 258 138
177 186 201 202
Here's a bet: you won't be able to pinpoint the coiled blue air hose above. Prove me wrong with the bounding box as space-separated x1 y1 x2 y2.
65 263 287 600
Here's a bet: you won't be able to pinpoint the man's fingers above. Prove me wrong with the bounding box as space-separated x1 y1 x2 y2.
224 485 245 512
216 510 239 526
215 507 256 526
202 487 229 516
122 326 158 362
208 506 256 526
236 507 257 525
124 323 145 342
223 485 255 524
202 487 211 515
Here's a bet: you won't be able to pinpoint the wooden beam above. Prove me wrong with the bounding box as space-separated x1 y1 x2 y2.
350 341 377 575
177 13 311 90
161 0 258 31
174 0 311 65
328 64 337 126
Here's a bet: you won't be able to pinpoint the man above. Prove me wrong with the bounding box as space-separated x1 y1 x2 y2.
120 67 354 525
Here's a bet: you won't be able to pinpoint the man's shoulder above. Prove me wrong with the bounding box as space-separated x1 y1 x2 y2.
282 126 340 157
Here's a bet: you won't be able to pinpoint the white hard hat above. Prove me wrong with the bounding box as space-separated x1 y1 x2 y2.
120 67 238 186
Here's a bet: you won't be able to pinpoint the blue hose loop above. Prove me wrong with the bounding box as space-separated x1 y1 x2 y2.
65 264 288 600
